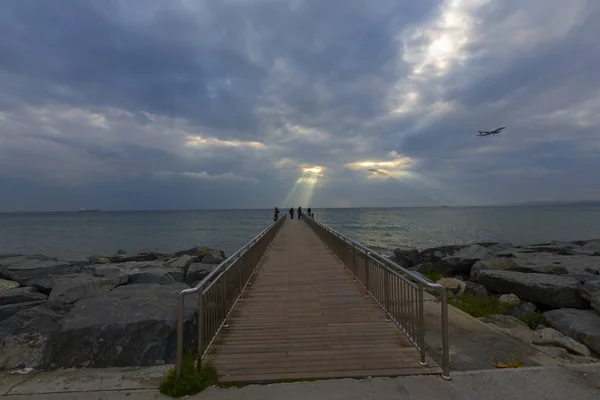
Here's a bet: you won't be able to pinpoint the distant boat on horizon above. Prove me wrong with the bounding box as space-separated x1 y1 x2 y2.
78 208 101 212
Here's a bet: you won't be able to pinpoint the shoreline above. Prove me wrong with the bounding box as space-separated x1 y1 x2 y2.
1 237 599 372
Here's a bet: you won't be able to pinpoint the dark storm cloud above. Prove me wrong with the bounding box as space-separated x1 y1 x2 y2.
1 0 599 211
0 0 263 132
0 0 440 136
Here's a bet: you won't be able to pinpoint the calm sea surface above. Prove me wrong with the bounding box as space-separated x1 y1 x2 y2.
1 207 599 259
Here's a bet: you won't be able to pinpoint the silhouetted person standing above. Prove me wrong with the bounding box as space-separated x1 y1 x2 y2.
298 206 302 219
289 207 294 219
273 207 279 222
307 207 312 218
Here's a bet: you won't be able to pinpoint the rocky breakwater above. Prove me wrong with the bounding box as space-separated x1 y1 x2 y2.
0 246 226 370
392 239 600 360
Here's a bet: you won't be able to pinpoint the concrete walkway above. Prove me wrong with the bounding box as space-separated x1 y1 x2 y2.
1 364 599 399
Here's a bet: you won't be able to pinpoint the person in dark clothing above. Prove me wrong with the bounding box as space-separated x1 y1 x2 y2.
289 207 294 219
307 207 312 218
297 206 302 219
273 207 279 222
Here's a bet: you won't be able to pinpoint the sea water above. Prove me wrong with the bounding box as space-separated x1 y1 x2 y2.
1 206 599 259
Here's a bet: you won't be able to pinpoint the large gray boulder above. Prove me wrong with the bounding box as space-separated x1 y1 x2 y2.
544 308 600 354
432 244 495 276
90 265 130 281
48 274 126 305
0 306 62 369
508 302 538 322
477 270 589 309
392 246 419 268
0 256 82 293
529 265 569 275
128 267 184 285
107 251 169 264
504 252 600 275
470 258 527 281
167 255 197 271
532 328 591 357
471 257 574 282
174 247 226 264
201 252 226 264
582 241 600 252
112 260 169 269
89 262 184 285
454 244 496 260
519 243 581 255
487 242 514 252
570 273 600 284
0 301 47 321
580 281 600 314
185 263 218 286
0 287 47 306
551 240 581 248
416 245 466 264
435 277 466 296
409 263 435 274
464 281 488 297
47 283 197 368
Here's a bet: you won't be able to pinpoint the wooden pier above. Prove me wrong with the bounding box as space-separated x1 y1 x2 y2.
206 219 441 383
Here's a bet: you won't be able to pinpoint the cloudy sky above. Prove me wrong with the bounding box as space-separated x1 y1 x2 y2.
1 0 599 211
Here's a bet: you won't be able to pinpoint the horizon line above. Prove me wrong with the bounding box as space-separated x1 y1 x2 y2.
2 200 600 214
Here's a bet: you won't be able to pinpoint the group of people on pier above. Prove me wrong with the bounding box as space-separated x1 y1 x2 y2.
273 206 313 221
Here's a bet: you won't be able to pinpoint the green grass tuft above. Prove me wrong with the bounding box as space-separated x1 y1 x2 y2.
159 354 219 398
449 293 512 318
421 269 444 283
521 312 547 330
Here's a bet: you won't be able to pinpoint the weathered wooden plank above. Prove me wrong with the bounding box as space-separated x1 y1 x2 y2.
206 219 440 383
212 348 426 361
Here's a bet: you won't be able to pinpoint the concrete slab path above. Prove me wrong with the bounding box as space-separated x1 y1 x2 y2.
2 364 599 399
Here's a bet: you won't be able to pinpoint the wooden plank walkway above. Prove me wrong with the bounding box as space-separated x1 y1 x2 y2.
208 219 441 383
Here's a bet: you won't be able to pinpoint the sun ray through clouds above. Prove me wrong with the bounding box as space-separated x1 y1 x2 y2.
281 166 324 208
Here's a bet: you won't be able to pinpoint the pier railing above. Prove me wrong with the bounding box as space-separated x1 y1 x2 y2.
175 214 287 377
304 215 451 380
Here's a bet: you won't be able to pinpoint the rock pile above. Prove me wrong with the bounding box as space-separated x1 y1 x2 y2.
0 246 226 370
392 239 600 357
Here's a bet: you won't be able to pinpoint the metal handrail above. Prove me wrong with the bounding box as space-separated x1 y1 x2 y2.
304 215 451 380
175 214 287 377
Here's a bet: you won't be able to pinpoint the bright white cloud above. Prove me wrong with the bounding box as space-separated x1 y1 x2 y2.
157 170 259 183
184 135 266 150
389 0 486 117
346 154 417 180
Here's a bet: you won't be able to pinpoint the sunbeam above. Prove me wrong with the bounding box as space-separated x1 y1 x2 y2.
281 166 324 208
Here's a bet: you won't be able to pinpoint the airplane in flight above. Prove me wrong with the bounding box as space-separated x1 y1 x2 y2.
477 126 506 136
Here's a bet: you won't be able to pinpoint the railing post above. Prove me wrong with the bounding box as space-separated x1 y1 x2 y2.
352 246 357 280
364 256 370 297
220 275 227 321
418 284 427 366
176 294 185 378
238 258 243 291
197 293 204 361
440 288 451 380
384 270 391 321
